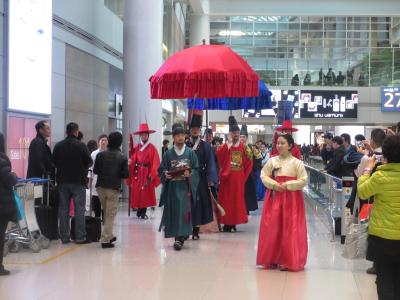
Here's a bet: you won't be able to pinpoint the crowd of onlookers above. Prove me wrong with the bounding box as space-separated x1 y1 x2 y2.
291 67 368 86
0 121 130 275
315 123 400 300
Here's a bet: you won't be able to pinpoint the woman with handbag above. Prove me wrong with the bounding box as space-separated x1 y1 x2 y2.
256 134 308 271
0 133 17 275
357 135 400 300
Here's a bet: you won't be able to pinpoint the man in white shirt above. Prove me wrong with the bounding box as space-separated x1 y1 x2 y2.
90 134 108 219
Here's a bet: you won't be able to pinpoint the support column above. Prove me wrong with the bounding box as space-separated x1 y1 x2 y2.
189 14 210 46
123 0 164 154
189 0 210 46
189 0 210 126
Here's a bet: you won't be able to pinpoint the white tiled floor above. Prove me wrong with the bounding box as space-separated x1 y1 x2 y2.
1 200 378 300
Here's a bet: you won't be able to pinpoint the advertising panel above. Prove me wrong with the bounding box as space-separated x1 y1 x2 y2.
8 0 52 115
243 89 358 119
7 116 51 178
243 89 300 121
299 90 358 119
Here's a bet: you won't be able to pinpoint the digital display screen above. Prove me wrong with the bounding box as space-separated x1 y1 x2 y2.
243 89 300 119
8 0 52 115
299 90 358 118
243 89 358 119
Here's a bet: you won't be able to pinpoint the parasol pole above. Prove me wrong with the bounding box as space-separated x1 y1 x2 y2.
128 127 132 217
205 98 209 127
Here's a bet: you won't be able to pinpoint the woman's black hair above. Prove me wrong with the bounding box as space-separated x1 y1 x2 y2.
87 140 98 153
0 132 5 154
278 134 295 150
382 135 400 163
98 134 108 142
108 131 123 149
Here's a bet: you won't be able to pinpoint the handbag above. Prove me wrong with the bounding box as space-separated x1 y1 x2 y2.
14 191 25 221
342 220 368 259
342 196 371 259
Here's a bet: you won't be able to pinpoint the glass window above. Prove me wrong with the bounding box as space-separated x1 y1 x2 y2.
254 22 276 31
370 48 393 86
394 49 400 84
231 37 253 46
209 15 396 87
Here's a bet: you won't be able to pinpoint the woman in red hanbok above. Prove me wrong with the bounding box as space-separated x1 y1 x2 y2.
256 134 308 271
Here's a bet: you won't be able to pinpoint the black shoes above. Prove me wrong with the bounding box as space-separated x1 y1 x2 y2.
192 227 200 240
366 266 376 275
137 208 148 219
173 237 185 251
75 240 91 245
101 237 117 248
101 243 115 249
0 268 10 276
222 225 237 232
173 241 183 251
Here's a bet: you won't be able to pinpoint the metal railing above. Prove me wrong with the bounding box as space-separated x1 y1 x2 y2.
304 164 351 242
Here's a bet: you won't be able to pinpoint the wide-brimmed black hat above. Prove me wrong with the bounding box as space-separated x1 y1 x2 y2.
229 116 240 132
190 114 202 128
240 124 248 137
323 132 333 140
172 123 185 136
204 128 213 135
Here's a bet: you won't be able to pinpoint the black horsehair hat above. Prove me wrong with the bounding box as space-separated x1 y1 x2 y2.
205 128 213 135
228 116 240 132
172 123 185 136
240 124 248 137
190 114 202 128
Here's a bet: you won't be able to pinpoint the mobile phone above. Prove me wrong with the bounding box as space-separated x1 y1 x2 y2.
356 141 363 148
375 155 382 162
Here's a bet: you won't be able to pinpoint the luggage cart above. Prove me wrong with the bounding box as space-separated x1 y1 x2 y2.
4 178 51 255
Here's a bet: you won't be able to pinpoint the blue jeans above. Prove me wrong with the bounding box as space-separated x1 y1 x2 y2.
58 184 86 242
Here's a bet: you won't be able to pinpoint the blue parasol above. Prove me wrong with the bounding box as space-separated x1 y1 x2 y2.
187 80 272 110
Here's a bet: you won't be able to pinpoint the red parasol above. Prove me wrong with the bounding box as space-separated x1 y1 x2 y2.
150 44 259 99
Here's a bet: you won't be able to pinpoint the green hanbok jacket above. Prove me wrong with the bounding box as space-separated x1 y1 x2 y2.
158 146 199 238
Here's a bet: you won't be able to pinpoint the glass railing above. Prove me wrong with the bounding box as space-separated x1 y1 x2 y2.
304 164 351 242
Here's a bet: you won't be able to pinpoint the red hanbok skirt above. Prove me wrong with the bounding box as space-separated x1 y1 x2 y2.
256 176 308 271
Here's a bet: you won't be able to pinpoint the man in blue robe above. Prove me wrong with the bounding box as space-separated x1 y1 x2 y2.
187 112 218 239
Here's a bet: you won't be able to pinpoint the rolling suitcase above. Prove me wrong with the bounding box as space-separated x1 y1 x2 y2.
71 171 101 242
35 178 59 240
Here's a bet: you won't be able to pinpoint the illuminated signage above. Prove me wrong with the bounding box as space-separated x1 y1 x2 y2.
381 87 400 112
243 89 358 119
8 0 52 115
299 90 358 119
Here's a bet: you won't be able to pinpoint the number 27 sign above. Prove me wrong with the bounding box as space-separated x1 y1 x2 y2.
381 87 400 112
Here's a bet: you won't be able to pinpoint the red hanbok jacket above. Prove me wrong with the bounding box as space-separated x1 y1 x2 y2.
129 142 160 208
216 142 253 225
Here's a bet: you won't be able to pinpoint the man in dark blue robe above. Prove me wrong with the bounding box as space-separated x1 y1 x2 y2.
187 113 218 239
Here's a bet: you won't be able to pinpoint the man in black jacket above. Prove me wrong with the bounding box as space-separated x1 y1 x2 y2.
94 132 129 248
27 120 54 179
53 123 92 244
324 136 353 178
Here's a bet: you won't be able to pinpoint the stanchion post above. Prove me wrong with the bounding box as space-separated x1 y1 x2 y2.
341 177 354 244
